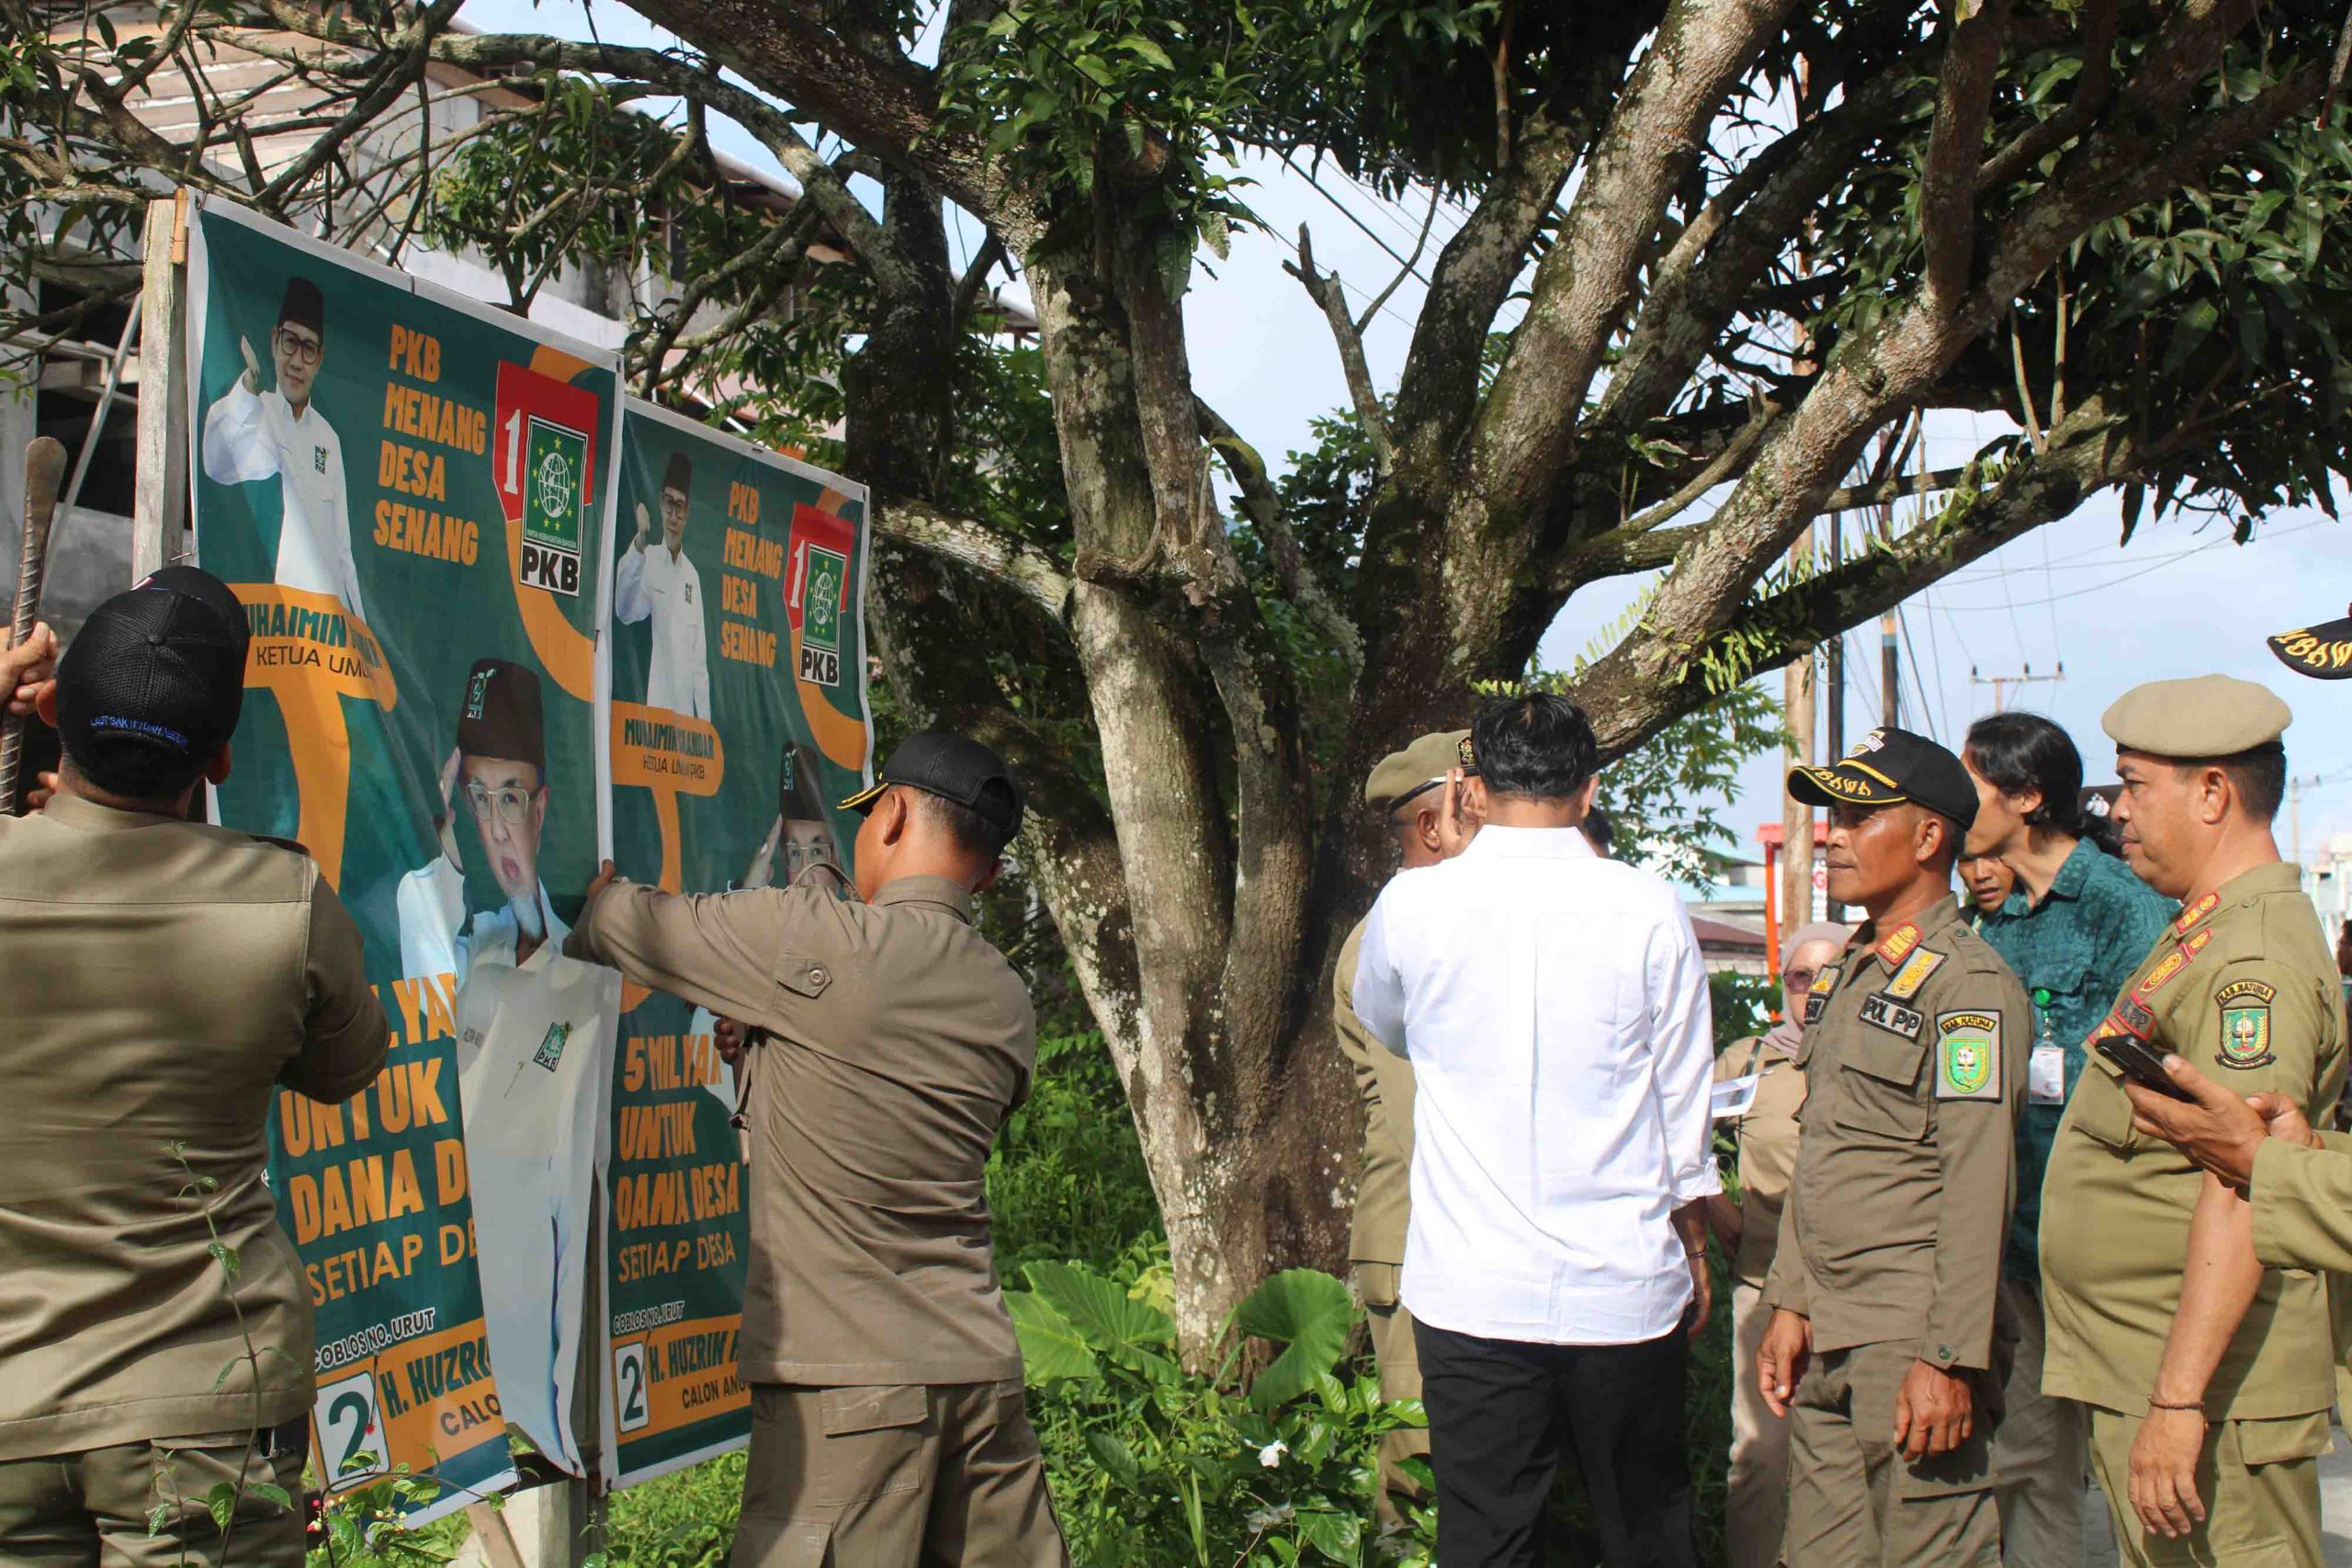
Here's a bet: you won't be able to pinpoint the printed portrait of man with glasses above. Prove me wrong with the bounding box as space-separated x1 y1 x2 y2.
394 655 618 1479
199 274 369 625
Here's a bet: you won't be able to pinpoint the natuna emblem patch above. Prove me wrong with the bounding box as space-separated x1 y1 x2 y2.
1936 1011 2003 1100
2216 978 2277 1069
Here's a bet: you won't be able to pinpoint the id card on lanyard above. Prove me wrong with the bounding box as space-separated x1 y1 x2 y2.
2029 986 2065 1105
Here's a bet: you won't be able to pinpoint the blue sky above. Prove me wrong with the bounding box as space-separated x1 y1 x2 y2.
458 0 2352 858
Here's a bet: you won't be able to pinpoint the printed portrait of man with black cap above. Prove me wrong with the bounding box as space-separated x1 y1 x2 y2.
199 274 368 626
615 448 712 720
742 739 843 894
394 656 618 1478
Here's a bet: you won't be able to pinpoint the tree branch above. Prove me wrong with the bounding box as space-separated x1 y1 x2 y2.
1284 225 1396 479
1976 0 2118 192
873 494 1073 621
1195 398 1364 675
1474 0 1804 527
1919 0 2013 314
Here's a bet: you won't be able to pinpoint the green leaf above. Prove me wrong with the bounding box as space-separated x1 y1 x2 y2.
1297 1508 1363 1562
1025 1261 1175 1357
1083 1428 1145 1487
1116 33 1174 71
207 1241 241 1280
204 1481 238 1531
1005 1290 1101 1383
1236 1269 1355 1409
246 1481 294 1512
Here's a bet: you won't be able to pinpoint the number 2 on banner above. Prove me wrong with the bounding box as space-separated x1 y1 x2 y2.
614 1342 651 1434
314 1371 388 1484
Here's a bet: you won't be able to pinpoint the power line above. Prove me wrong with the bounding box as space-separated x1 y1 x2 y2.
1938 518 2325 611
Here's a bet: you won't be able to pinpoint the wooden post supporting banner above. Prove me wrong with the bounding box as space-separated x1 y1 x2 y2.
132 192 189 581
1778 529 1817 957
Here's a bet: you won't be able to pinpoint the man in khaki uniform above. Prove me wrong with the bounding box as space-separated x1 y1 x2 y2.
566 730 1066 1566
0 569 388 1567
1706 920 1846 1568
1757 728 2030 1566
2041 674 2344 1565
1333 729 1464 1519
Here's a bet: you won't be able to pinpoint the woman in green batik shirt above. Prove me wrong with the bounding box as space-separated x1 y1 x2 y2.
1961 712 2175 1568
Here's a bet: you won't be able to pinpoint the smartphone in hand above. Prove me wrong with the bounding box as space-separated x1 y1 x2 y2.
2095 1033 2195 1102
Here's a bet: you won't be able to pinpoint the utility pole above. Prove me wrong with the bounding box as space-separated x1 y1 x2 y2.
1969 663 2064 715
1824 517 1845 761
1881 611 1901 728
1782 530 1817 940
2287 774 2323 868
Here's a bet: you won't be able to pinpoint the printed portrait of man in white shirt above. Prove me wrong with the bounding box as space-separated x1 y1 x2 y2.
199 276 368 624
394 656 616 1478
615 449 712 720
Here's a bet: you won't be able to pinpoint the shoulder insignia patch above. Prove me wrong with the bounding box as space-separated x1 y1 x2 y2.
1936 1011 2004 1100
1877 922 1924 969
2216 978 2276 1069
1804 964 1842 1025
1883 945 1948 1000
2184 928 2213 957
2175 890 2222 936
2116 995 2159 1037
2133 945 2200 1001
1860 992 1926 1041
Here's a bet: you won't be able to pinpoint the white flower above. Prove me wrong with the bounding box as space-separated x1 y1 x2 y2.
1258 1439 1288 1469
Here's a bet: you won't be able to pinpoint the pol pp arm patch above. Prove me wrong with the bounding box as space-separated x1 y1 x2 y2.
1935 1011 2004 1101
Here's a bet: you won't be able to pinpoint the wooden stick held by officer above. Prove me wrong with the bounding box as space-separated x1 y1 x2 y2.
2038 674 2344 1563
1756 728 2030 1567
0 567 386 1566
568 732 1069 1566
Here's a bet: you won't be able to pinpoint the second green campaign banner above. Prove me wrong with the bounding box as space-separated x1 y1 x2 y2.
598 400 874 1484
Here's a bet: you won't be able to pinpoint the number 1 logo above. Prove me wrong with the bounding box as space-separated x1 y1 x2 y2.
614 1341 651 1434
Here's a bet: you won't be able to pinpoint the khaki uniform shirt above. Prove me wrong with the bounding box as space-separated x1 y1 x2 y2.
1713 1034 1807 1289
2042 864 2346 1420
568 874 1035 1386
2252 1130 2352 1273
0 794 386 1460
1334 919 1416 1268
1763 897 2030 1371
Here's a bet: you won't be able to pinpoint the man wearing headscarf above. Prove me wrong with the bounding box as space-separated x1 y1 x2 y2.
1707 921 1849 1568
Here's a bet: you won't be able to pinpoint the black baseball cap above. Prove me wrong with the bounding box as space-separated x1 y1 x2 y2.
840 730 1024 840
1789 725 1979 830
57 568 248 795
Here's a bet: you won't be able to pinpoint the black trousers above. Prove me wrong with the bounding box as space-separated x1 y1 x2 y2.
1414 1316 1699 1568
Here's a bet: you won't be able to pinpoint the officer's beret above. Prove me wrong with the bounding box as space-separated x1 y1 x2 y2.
2101 673 2290 759
457 657 546 770
1365 729 1471 812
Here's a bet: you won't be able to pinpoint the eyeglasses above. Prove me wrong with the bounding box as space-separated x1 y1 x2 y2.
465 782 536 825
1783 966 1819 991
276 328 323 366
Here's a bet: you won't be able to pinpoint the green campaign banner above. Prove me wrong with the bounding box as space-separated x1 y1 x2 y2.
186 195 623 1517
597 399 873 1485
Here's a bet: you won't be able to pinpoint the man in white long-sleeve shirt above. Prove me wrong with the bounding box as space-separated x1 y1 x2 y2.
1353 693 1715 1568
615 450 711 719
199 276 367 624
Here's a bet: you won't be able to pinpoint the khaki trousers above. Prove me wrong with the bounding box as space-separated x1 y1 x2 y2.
2084 1405 2329 1567
1357 1262 1431 1528
731 1381 1069 1568
1781 1340 2000 1567
1727 1283 1792 1568
0 1434 306 1568
1991 1275 2087 1565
